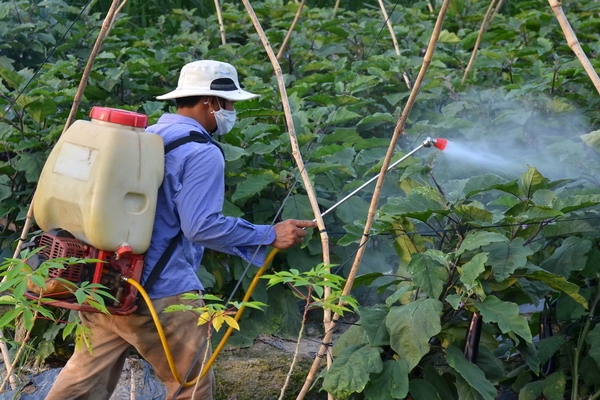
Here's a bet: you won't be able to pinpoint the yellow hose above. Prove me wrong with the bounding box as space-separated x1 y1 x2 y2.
123 277 190 386
122 247 280 385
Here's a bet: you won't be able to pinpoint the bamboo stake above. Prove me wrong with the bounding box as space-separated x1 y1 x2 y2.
214 0 227 45
378 0 402 56
240 0 332 391
548 0 600 95
333 0 341 18
297 1 453 398
0 0 126 389
377 0 412 89
276 0 306 60
461 0 504 84
0 330 16 390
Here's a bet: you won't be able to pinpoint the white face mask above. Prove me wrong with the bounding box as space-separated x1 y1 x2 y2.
212 102 237 136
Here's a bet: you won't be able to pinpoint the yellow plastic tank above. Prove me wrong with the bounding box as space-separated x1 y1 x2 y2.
34 107 164 254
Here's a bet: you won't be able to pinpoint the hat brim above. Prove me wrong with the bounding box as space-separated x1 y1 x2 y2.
156 88 259 101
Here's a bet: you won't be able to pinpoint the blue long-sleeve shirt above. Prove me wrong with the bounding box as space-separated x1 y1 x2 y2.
142 114 276 298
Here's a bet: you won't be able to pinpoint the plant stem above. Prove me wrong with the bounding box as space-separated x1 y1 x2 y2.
571 280 600 399
279 294 311 400
0 309 37 393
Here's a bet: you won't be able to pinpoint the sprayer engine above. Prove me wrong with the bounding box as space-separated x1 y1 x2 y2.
24 229 144 315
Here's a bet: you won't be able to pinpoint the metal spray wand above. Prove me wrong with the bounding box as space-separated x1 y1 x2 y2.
316 136 447 220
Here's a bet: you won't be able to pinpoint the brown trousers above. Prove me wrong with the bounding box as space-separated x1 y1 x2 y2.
45 293 215 400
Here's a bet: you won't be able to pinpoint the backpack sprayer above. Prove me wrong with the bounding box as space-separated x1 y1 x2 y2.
24 106 164 315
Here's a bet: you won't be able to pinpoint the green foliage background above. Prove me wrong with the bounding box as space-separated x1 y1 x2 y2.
1 0 600 398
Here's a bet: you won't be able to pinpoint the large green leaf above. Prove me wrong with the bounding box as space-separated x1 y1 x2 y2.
446 345 497 400
408 379 442 400
322 344 383 399
385 299 443 370
519 372 566 400
476 295 533 342
231 173 277 202
406 250 448 299
483 237 534 281
539 236 592 277
460 253 487 288
363 359 409 400
518 167 549 199
526 268 587 308
456 231 507 256
358 305 390 347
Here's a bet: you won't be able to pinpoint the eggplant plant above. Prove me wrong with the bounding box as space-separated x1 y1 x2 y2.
322 163 600 399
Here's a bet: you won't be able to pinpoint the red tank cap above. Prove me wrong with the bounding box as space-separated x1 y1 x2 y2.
89 106 148 128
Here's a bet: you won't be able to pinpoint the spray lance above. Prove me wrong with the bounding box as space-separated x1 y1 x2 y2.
124 136 448 388
319 136 447 220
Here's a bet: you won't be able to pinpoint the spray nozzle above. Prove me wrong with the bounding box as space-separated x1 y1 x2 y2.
423 137 448 151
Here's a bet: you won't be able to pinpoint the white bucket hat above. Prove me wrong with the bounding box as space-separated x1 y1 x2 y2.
156 60 259 101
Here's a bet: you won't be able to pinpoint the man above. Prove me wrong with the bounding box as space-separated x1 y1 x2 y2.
46 60 317 399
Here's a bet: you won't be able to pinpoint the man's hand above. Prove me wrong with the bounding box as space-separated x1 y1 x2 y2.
271 219 317 249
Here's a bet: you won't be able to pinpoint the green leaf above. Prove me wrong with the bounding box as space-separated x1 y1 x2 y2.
581 130 600 153
406 250 448 299
363 359 409 400
386 299 443 370
358 305 390 347
27 97 58 123
476 295 533 342
231 173 276 202
439 30 461 44
483 237 534 281
408 379 442 400
540 236 593 277
586 323 600 368
322 344 383 398
519 372 566 400
460 253 487 288
537 335 566 366
446 345 497 400
456 231 507 256
527 268 587 308
518 167 549 198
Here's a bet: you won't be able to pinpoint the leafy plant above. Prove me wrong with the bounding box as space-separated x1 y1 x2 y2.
263 263 358 399
0 250 118 391
323 164 600 399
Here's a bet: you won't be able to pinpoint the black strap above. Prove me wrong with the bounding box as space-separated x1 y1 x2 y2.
164 130 224 157
143 130 224 292
143 232 180 292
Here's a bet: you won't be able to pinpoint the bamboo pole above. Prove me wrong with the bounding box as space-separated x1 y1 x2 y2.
548 0 600 95
378 0 401 56
214 0 227 45
242 0 334 385
0 0 126 389
297 1 453 398
461 0 504 84
332 0 341 18
377 0 412 89
240 2 332 398
276 0 306 60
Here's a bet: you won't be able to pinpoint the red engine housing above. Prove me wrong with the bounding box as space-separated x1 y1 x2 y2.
25 231 144 315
